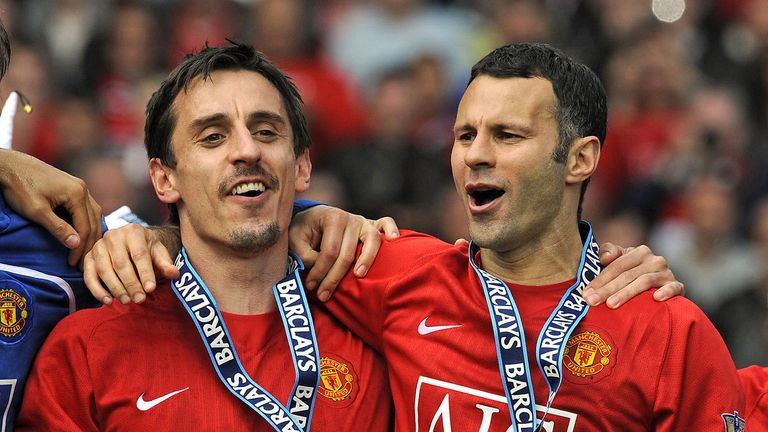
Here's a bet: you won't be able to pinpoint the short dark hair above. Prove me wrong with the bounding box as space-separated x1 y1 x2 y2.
469 43 607 219
0 21 10 80
144 43 311 223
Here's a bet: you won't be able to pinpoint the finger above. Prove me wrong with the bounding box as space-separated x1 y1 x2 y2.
316 221 360 302
604 270 673 308
653 281 685 301
598 242 624 264
80 194 103 265
352 221 382 278
105 234 146 304
454 238 469 247
303 212 345 292
604 278 648 309
374 216 400 239
90 244 131 304
587 245 650 294
290 230 320 274
583 252 646 306
31 205 80 251
151 241 180 285
584 266 644 306
582 256 640 300
125 234 157 302
62 179 94 267
83 251 114 305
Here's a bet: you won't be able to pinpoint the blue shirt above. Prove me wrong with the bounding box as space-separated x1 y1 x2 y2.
0 196 100 431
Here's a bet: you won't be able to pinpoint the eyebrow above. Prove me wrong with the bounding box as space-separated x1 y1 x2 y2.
453 121 534 136
189 113 227 133
188 110 286 133
247 110 286 126
491 122 534 136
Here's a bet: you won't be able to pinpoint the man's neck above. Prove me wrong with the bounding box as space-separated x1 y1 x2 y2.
180 236 289 315
479 223 584 285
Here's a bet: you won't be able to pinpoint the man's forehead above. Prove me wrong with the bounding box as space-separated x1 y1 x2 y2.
174 70 284 117
456 76 556 129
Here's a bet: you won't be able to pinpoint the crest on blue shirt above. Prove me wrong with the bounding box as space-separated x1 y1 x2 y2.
0 285 31 343
722 411 745 432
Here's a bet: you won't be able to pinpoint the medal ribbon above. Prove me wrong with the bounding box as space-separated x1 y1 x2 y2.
469 221 601 432
172 247 320 432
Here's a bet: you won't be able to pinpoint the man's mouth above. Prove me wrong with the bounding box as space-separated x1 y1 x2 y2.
468 187 505 207
230 181 266 198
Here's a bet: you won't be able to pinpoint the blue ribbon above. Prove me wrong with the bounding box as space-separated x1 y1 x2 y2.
172 248 320 431
469 222 601 431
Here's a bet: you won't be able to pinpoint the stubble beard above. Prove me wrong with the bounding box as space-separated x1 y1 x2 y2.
228 222 280 251
469 214 516 252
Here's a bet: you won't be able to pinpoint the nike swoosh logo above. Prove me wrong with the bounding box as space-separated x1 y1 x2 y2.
418 317 462 335
136 387 190 411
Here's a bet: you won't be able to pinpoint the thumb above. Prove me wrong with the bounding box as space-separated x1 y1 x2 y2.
297 248 319 271
35 209 81 249
291 236 320 270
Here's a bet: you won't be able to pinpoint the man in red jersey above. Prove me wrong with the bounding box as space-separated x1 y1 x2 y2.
319 43 745 431
17 44 392 431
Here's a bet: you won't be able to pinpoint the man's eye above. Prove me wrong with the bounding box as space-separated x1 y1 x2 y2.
202 133 224 143
253 129 278 141
457 132 475 142
498 132 522 141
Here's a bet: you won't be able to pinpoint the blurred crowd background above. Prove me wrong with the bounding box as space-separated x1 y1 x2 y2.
1 0 767 366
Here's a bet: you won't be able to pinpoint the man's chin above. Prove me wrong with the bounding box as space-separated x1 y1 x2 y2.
228 223 280 251
468 222 509 250
468 229 493 249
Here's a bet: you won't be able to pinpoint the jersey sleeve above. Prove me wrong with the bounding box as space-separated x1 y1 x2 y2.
653 299 745 431
15 314 99 431
321 230 450 353
739 365 768 430
292 199 324 217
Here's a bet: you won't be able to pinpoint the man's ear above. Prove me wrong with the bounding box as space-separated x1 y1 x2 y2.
149 158 181 204
294 150 311 193
565 136 601 185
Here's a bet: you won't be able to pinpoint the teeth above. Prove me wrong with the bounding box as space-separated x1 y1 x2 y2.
231 182 265 196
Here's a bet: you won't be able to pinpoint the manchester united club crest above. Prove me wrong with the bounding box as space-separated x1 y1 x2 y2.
318 356 357 406
563 331 612 379
0 288 30 341
722 411 745 432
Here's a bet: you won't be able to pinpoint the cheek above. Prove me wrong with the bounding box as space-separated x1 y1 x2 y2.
177 167 218 204
450 149 465 177
519 161 564 205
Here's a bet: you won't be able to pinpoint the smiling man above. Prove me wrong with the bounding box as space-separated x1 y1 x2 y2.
16 45 391 431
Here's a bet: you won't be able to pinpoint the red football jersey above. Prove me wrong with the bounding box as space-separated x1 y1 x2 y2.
17 284 392 431
739 365 768 430
325 230 745 431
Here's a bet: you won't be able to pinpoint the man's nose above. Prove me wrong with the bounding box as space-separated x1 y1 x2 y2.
229 125 261 164
464 132 495 169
